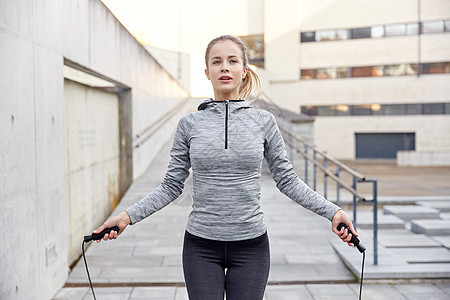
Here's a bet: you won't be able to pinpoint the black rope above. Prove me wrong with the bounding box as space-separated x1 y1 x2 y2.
82 241 96 300
359 251 365 300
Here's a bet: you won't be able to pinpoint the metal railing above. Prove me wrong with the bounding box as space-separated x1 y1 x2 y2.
280 126 378 265
257 91 378 264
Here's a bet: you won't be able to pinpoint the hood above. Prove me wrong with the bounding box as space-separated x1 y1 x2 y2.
197 98 252 112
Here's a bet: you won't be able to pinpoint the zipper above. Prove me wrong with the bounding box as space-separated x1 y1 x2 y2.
224 100 229 149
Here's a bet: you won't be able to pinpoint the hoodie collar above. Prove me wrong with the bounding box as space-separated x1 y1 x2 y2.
197 98 251 112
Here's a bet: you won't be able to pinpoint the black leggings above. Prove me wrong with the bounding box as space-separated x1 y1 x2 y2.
182 231 270 300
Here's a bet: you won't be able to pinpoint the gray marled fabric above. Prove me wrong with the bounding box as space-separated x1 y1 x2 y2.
125 99 340 241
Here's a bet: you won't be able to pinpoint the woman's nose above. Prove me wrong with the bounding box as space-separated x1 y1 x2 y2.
221 63 230 72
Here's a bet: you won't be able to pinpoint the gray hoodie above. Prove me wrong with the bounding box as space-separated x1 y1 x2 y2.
125 99 340 241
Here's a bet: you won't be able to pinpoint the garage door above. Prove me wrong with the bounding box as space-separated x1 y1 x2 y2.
64 79 120 263
355 133 415 159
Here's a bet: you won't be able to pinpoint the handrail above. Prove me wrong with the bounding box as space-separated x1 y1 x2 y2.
283 138 366 201
281 127 365 181
134 98 189 148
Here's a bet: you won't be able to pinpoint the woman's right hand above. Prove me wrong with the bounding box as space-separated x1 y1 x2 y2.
93 211 131 243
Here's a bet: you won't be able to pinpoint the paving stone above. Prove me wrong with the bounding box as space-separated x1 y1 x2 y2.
265 285 313 300
52 287 88 300
306 284 356 298
411 220 450 235
383 205 440 221
130 287 176 299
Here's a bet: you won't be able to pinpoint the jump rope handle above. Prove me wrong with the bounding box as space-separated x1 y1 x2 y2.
84 226 120 243
337 223 366 253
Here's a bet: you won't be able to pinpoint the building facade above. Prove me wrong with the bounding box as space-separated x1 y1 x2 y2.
263 0 450 161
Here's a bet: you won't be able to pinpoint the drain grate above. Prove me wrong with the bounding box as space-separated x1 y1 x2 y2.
65 279 357 288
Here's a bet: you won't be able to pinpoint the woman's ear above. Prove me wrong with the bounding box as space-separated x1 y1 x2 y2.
205 68 210 80
242 67 248 79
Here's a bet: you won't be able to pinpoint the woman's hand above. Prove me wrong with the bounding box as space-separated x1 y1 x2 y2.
331 209 358 247
93 211 131 243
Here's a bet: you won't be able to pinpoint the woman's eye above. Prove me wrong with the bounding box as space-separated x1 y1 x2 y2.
213 60 221 65
230 60 237 64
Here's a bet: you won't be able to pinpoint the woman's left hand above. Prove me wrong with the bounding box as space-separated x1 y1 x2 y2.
331 210 358 247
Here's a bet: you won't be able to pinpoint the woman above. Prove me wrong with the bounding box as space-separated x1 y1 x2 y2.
94 35 357 299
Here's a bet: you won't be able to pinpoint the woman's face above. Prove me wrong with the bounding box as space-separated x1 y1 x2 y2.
205 40 248 100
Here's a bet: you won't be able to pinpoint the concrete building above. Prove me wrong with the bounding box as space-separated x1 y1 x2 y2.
263 0 450 162
0 1 189 299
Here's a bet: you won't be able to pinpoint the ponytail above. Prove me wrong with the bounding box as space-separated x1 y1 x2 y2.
240 67 261 101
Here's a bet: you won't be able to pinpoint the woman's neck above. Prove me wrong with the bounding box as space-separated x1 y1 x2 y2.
213 91 239 101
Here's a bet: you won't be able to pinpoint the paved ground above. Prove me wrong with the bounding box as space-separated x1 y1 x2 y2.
53 139 450 299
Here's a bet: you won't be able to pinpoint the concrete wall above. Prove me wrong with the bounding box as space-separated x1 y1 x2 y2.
0 1 189 299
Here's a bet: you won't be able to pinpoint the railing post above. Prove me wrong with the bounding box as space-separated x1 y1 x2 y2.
336 165 341 207
373 180 378 265
304 144 308 185
323 152 328 199
352 168 357 229
313 150 317 191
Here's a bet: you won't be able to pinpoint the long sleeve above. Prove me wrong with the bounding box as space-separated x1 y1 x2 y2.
125 117 191 224
263 113 340 221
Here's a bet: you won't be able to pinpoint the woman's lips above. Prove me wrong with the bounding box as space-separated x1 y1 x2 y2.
219 76 232 82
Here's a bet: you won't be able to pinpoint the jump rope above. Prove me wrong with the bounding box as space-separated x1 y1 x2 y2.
82 224 366 299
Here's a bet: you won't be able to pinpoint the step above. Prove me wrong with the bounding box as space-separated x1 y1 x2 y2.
383 205 440 221
416 201 450 212
411 220 450 235
347 210 405 229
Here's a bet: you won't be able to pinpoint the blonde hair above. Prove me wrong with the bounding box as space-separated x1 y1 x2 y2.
205 35 261 100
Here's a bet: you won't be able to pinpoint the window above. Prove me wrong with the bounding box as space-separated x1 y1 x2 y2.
384 64 406 76
422 20 444 33
334 105 350 116
335 30 348 40
301 102 449 117
445 103 450 114
352 66 372 77
301 32 315 42
352 66 383 77
385 24 406 37
300 19 450 44
336 67 349 78
371 26 384 38
423 103 445 114
300 69 316 80
318 106 334 116
316 30 336 41
445 20 450 32
406 104 420 115
301 62 447 80
407 23 419 35
351 27 371 39
423 62 445 74
385 104 406 115
301 106 318 116
352 105 372 115
406 64 418 75
316 68 336 79
239 34 264 68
